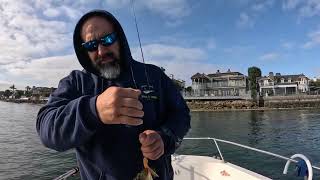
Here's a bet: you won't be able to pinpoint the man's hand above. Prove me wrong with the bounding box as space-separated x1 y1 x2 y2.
96 86 144 126
139 130 164 160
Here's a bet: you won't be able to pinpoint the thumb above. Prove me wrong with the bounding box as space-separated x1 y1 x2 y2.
139 132 147 144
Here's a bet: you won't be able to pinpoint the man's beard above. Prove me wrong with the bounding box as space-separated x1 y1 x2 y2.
92 53 121 79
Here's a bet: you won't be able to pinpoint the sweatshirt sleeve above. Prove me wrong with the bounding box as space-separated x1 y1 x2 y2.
36 72 104 152
159 71 191 155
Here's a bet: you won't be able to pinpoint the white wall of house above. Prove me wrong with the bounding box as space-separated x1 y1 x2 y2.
191 76 247 97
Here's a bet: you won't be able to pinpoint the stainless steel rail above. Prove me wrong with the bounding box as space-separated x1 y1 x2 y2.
183 137 320 179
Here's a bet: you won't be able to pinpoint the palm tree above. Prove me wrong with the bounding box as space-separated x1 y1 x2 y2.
9 84 16 99
10 84 16 93
25 86 31 96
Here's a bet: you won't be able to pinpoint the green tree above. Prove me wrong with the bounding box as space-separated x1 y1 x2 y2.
25 86 32 97
15 90 24 99
248 66 262 100
4 89 12 98
185 86 192 92
310 80 320 87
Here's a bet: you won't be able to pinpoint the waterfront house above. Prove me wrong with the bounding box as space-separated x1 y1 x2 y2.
31 86 56 100
190 69 248 97
257 72 309 96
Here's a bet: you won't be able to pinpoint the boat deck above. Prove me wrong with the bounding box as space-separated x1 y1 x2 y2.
172 155 271 180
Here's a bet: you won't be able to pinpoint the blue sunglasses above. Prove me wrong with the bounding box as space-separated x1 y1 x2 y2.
82 32 117 52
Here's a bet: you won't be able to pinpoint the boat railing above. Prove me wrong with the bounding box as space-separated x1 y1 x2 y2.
183 137 320 180
53 167 79 180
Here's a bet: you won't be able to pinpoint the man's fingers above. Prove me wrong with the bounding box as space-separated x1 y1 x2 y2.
141 140 161 153
139 133 158 146
139 130 164 160
119 107 144 118
117 116 143 126
120 98 143 110
117 88 141 99
143 147 164 160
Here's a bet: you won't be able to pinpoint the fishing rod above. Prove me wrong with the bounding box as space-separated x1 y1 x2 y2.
130 0 154 94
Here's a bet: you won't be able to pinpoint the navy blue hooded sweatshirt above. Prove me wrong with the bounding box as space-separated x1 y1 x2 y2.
36 10 191 180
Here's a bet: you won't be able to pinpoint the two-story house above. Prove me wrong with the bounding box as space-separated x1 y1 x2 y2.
257 72 309 96
191 69 248 97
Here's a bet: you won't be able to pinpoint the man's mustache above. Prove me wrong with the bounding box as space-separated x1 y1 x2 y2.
96 52 115 64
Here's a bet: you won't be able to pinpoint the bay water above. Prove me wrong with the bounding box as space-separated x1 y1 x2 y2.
0 101 319 179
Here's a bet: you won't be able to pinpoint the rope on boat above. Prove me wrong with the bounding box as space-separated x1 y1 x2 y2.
183 137 320 171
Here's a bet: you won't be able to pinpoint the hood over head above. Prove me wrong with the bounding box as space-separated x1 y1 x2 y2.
73 10 132 76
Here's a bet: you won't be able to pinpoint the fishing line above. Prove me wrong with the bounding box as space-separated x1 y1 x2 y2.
130 0 152 91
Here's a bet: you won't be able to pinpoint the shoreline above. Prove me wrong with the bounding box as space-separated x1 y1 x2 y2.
0 99 47 104
2 99 320 112
189 106 319 112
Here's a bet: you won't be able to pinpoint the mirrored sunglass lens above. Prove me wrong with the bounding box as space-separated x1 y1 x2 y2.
101 33 116 46
83 41 98 51
101 36 113 45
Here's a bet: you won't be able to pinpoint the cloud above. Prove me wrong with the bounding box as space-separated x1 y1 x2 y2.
259 53 280 61
132 43 207 63
131 43 221 84
102 0 131 9
0 1 77 65
43 8 61 18
148 60 220 86
302 28 320 49
252 0 274 12
282 41 296 49
0 45 203 89
1 54 82 88
236 0 275 29
0 0 191 64
142 0 190 19
0 43 216 88
207 38 217 50
237 12 255 28
223 45 254 54
104 0 191 19
282 0 303 10
298 1 320 18
0 1 195 89
282 0 320 18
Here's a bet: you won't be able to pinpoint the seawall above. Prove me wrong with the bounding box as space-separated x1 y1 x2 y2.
262 95 320 108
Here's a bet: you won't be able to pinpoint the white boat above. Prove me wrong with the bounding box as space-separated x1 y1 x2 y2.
54 137 320 180
172 137 320 180
172 155 270 180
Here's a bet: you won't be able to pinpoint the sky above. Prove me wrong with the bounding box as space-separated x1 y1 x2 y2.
0 0 320 90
